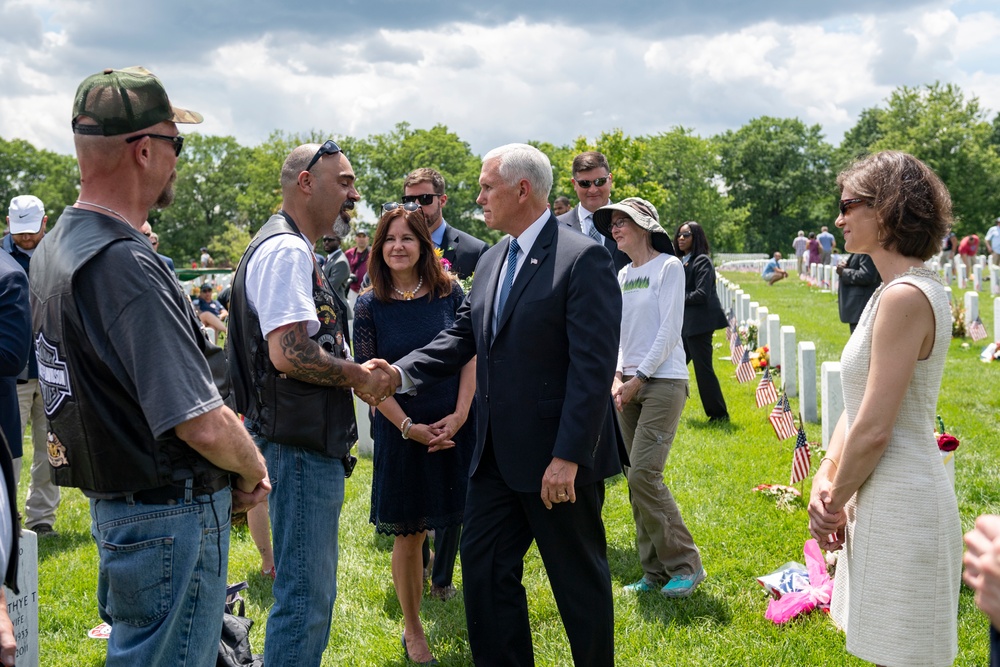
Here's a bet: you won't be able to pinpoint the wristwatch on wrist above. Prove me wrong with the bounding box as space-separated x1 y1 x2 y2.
635 371 650 383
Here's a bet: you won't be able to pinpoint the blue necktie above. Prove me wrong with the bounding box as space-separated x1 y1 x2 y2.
496 238 520 319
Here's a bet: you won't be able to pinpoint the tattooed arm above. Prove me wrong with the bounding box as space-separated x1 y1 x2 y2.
266 321 395 399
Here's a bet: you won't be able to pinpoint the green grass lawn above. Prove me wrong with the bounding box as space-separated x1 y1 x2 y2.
24 271 1000 665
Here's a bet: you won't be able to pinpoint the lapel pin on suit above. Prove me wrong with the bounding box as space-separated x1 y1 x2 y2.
530 258 538 265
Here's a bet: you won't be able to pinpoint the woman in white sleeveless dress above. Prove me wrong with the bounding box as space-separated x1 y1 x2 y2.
807 151 960 667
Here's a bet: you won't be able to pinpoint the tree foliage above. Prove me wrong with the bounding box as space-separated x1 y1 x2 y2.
5 81 1000 256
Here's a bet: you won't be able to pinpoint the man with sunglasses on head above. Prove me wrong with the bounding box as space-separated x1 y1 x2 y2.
30 67 270 667
403 167 488 280
227 140 397 666
557 151 631 271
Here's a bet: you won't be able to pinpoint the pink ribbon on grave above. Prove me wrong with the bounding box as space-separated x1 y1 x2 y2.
764 539 833 624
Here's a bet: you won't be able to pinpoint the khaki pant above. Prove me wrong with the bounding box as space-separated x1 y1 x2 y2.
17 379 60 528
617 377 701 584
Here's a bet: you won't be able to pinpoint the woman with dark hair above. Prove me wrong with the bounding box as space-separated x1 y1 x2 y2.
354 202 475 666
674 221 729 422
806 231 821 269
807 151 958 666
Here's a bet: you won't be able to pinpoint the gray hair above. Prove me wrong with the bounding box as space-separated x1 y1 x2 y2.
482 143 552 199
280 144 318 189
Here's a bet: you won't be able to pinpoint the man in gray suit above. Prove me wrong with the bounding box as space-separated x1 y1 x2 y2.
556 151 630 271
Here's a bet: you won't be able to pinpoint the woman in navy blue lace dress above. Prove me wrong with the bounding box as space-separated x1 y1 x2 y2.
354 202 475 665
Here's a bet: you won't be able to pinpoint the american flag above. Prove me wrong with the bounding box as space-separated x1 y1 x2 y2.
755 367 779 407
790 428 811 484
769 394 797 441
730 337 744 366
969 317 988 342
736 349 756 383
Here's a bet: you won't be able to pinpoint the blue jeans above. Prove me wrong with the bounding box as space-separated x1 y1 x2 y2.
256 435 345 667
91 485 231 667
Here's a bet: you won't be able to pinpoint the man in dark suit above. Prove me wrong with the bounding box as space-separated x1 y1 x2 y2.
837 253 880 333
390 144 622 666
404 167 488 279
556 151 630 271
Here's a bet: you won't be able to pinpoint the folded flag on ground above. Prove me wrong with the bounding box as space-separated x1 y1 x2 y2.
769 394 797 441
736 349 756 383
790 428 811 485
755 367 779 408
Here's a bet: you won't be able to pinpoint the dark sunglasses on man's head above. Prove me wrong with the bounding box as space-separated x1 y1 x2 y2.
382 201 420 213
839 198 868 215
305 139 342 172
125 133 184 157
401 193 442 206
574 177 609 189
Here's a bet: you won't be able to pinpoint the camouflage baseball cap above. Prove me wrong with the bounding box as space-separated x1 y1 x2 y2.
72 66 203 136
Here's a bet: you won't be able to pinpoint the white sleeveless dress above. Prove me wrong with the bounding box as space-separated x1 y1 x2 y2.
830 269 960 667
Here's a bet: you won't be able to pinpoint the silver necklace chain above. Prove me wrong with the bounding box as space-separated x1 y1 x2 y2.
75 200 132 227
392 276 423 300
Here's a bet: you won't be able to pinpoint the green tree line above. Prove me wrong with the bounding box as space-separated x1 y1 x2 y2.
4 82 1000 265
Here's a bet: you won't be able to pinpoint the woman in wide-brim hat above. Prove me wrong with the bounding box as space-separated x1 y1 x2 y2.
593 198 707 598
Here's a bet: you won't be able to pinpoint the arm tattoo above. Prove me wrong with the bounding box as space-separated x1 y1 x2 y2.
278 321 353 387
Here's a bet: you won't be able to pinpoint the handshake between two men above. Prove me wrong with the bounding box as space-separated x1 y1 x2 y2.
354 358 400 406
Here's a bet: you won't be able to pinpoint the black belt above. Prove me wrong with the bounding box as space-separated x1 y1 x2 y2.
127 475 230 505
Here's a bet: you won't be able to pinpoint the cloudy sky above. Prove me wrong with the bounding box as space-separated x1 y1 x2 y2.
2 0 999 158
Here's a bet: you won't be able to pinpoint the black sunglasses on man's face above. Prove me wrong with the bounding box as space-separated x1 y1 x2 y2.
305 140 342 172
125 133 184 157
401 193 442 206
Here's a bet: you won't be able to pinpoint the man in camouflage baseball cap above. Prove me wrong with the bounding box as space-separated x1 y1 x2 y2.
72 66 202 136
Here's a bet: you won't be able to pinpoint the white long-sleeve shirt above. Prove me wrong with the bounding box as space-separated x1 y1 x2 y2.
616 253 688 380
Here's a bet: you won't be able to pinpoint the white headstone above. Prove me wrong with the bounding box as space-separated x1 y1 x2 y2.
974 265 983 292
739 294 751 324
991 267 1000 296
943 262 953 285
766 314 781 362
964 291 979 330
4 529 38 667
995 297 1000 343
733 289 744 320
798 342 818 423
780 326 797 397
355 396 374 457
749 302 759 325
957 262 967 289
821 362 845 448
757 307 769 346
943 286 953 303
831 271 839 295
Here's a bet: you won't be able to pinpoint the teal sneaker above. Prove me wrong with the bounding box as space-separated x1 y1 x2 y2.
661 569 706 598
623 578 658 592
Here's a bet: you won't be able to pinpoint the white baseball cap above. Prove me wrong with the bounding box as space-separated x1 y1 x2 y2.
8 195 45 234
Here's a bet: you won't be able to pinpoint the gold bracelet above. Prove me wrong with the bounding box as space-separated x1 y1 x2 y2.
820 456 839 470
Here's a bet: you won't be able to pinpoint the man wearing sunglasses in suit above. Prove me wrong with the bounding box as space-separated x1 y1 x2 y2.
557 151 630 272
403 167 488 280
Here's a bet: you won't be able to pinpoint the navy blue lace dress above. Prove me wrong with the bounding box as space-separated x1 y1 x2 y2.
354 283 474 536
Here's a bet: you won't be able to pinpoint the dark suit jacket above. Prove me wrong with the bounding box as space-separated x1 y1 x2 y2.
556 207 631 272
0 251 30 460
440 223 489 279
397 215 623 492
682 254 728 337
838 253 880 325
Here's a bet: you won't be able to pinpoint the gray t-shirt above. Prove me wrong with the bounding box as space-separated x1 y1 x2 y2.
75 225 222 438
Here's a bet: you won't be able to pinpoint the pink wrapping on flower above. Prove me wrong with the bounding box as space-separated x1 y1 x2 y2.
764 539 833 624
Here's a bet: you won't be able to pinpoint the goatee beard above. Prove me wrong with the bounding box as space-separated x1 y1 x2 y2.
154 175 176 209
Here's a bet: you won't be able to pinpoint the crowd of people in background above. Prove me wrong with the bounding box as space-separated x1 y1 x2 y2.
3 64 1000 667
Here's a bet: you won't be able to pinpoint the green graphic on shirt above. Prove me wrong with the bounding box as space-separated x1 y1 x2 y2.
622 276 650 292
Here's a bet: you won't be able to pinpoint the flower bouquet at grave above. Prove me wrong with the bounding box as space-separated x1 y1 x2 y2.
753 483 801 511
739 320 759 350
951 302 966 338
750 346 770 370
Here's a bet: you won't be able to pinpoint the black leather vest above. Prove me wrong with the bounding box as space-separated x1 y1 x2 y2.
29 208 226 493
227 212 357 458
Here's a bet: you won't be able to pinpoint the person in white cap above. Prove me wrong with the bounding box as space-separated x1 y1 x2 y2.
3 194 61 537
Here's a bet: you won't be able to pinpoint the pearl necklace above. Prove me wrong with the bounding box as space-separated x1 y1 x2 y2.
75 200 133 227
392 276 423 300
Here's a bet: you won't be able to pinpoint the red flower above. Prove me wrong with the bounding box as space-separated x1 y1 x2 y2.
937 433 960 452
